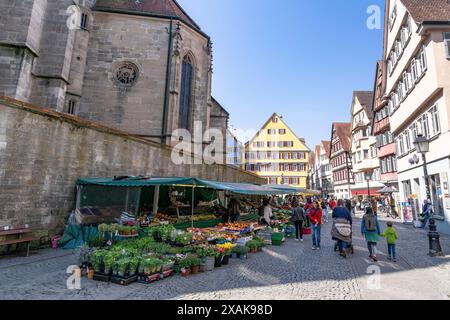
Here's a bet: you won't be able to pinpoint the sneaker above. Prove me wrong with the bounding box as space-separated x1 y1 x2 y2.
312 246 317 250
295 239 299 242
300 239 304 242
372 256 378 262
388 257 392 261
340 252 347 258
393 258 397 263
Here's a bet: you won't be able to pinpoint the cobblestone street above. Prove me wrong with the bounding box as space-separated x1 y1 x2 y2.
0 217 449 300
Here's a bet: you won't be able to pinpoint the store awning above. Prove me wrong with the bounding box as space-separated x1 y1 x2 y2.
378 186 398 194
351 188 381 196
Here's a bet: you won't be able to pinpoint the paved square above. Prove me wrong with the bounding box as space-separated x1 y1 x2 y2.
0 217 449 300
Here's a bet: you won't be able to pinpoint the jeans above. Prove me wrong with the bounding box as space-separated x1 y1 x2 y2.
421 215 430 228
338 240 347 253
367 242 377 257
311 224 321 247
294 221 304 240
388 244 396 259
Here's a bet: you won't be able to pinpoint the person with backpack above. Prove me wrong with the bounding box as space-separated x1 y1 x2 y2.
308 201 323 250
361 207 381 262
290 202 306 242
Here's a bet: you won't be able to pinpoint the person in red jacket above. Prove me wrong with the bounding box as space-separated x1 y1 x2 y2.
308 201 323 250
329 198 337 211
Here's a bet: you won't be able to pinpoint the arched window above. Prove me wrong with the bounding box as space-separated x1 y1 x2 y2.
179 55 193 129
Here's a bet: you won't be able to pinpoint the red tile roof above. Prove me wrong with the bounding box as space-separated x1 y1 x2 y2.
321 140 331 158
333 123 352 153
402 0 450 22
353 91 374 121
94 0 201 31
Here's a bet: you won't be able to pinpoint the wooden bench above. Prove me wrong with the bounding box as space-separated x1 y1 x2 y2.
0 227 40 257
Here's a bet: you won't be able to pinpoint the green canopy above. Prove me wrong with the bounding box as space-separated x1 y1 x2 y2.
77 176 195 187
76 176 296 196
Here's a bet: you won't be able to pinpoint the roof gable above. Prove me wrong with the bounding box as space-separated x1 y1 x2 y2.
246 113 309 151
401 0 450 23
330 122 352 156
94 0 201 31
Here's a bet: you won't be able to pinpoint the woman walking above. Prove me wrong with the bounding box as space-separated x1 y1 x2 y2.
361 207 381 262
331 199 353 258
308 201 323 250
290 202 306 242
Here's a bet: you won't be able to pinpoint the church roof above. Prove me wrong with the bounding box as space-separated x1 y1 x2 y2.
94 0 201 31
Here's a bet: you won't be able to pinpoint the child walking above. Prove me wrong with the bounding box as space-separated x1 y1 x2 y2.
381 221 398 262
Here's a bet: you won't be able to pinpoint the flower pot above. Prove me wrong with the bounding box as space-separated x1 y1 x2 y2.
191 265 200 274
181 268 191 277
250 247 257 254
222 255 230 265
234 253 241 259
199 264 205 273
214 256 223 268
205 257 215 271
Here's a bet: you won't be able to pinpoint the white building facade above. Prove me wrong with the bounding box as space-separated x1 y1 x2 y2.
350 92 385 199
384 0 450 234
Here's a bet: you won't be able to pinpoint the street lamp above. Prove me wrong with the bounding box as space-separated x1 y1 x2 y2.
413 134 444 257
364 169 373 201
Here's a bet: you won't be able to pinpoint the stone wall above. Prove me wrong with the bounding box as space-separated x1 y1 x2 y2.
0 97 263 235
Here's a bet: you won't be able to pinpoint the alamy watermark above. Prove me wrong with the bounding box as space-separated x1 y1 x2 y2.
367 5 382 30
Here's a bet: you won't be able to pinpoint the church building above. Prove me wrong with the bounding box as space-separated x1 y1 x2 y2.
0 0 228 146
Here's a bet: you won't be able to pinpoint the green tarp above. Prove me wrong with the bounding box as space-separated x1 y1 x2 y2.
58 225 98 249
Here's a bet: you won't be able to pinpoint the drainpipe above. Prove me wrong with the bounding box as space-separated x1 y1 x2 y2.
161 18 173 145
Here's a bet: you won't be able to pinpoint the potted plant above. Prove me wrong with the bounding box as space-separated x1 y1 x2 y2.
175 233 193 246
179 258 192 277
129 257 140 276
214 247 225 268
246 240 258 253
103 252 115 275
197 246 216 272
232 246 249 259
117 259 129 277
217 243 234 265
90 250 105 273
189 256 201 274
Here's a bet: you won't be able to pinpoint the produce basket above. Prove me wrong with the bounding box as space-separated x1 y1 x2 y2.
271 233 284 246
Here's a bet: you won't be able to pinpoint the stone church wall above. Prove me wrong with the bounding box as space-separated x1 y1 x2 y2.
0 97 263 236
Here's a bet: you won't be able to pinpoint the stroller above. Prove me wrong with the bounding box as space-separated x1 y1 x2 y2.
332 219 354 256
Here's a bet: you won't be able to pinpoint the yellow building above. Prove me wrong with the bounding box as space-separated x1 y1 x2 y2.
244 113 310 187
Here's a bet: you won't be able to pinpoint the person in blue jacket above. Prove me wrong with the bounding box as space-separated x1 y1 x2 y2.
361 207 381 262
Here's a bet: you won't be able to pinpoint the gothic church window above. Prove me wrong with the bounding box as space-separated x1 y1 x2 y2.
179 55 194 129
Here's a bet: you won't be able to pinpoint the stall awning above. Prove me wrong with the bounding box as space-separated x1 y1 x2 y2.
77 177 196 187
76 176 297 195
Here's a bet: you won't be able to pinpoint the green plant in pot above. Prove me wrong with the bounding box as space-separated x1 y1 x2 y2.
179 257 192 276
103 252 115 275
129 257 140 276
232 246 249 259
175 233 193 246
90 250 105 272
188 256 201 274
117 259 129 277
246 240 259 253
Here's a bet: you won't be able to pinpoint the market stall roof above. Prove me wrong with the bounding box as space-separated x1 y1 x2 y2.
76 176 295 195
77 176 196 187
197 180 295 195
265 184 309 194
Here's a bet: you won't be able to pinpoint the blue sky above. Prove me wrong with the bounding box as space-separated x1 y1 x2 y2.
178 0 385 148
